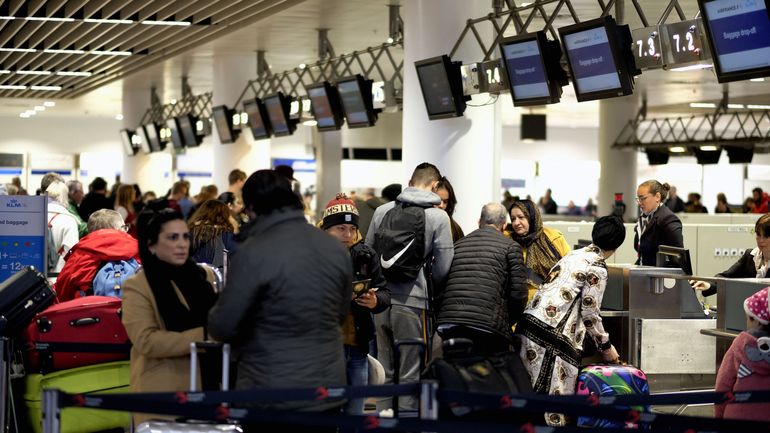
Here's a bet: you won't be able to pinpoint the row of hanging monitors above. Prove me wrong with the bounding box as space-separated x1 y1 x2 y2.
415 0 770 119
120 74 379 155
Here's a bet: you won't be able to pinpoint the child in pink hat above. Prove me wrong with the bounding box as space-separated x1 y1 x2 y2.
714 287 770 421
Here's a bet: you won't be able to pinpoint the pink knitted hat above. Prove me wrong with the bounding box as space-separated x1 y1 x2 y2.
744 287 770 325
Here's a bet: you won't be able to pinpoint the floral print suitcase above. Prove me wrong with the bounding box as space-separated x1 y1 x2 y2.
575 364 650 428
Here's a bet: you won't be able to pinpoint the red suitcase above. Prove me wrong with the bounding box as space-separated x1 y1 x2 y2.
22 296 131 373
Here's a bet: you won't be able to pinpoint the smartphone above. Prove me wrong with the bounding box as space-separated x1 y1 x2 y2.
352 279 372 298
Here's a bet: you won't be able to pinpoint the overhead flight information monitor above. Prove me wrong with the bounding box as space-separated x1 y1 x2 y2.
500 33 552 105
560 16 636 102
698 0 770 82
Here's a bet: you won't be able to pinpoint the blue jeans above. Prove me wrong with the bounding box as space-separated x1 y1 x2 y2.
344 345 368 415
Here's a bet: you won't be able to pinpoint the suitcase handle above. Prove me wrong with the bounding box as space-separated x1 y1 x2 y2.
69 317 100 327
189 341 230 392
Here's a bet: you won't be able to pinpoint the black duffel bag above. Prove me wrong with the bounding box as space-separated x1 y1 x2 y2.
425 338 534 420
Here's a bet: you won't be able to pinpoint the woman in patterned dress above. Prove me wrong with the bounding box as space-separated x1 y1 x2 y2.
515 215 625 426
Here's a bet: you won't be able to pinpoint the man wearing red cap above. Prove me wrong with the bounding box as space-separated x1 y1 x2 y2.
320 193 390 415
715 287 770 421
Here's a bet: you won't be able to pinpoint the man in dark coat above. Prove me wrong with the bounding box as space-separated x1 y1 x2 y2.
436 202 528 355
78 177 113 221
208 170 351 432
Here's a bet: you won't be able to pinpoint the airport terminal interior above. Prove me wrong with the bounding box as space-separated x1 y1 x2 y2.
1 0 770 430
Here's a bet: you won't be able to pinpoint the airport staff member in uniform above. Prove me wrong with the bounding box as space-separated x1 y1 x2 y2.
691 213 770 295
634 180 683 266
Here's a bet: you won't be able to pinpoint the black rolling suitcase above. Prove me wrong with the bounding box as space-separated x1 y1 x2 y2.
0 267 56 337
425 338 535 422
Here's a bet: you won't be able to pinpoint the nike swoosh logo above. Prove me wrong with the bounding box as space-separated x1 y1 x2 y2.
380 239 415 269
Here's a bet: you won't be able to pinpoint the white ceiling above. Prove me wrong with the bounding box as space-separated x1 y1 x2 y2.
2 0 769 127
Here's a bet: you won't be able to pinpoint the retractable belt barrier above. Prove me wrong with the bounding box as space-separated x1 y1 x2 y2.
43 384 770 433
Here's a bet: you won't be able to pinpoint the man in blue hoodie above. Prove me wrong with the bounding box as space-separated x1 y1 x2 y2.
366 162 454 414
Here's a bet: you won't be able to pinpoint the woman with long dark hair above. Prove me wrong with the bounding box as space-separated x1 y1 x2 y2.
188 199 238 265
435 176 464 243
121 209 218 425
507 199 571 301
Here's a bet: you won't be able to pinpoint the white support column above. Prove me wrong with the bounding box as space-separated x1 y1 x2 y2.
597 95 639 219
315 129 342 217
402 0 501 232
212 54 270 192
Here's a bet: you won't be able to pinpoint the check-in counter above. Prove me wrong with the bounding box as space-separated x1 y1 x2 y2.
604 266 717 391
700 277 770 367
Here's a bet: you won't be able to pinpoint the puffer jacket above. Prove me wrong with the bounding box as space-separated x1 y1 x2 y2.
208 208 352 411
436 226 527 340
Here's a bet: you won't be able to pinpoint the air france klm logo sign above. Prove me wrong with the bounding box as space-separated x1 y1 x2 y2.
5 199 24 208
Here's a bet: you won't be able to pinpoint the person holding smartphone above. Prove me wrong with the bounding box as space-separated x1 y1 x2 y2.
320 193 390 415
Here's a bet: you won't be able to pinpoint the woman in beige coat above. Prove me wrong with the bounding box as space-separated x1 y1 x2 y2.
122 209 218 424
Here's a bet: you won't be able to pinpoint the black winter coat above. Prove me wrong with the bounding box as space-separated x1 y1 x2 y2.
349 241 390 352
436 226 527 340
208 209 351 411
634 205 683 266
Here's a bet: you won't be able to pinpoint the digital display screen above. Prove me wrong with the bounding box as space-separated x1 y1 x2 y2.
177 115 199 146
415 62 455 116
338 80 369 125
244 100 269 139
265 96 289 135
563 26 622 94
119 129 136 156
502 39 550 101
702 0 770 74
212 106 235 143
166 118 184 149
136 126 151 154
308 86 337 128
144 123 163 151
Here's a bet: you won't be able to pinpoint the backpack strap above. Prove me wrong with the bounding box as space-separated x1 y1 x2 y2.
47 213 65 256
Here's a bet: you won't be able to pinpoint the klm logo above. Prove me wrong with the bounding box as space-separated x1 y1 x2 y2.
5 199 22 208
744 0 757 8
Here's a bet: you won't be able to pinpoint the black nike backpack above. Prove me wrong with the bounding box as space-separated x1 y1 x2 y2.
373 201 427 282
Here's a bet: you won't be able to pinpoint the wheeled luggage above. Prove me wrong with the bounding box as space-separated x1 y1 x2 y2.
425 338 533 419
22 296 131 373
576 364 650 428
0 267 55 337
134 342 241 433
22 360 131 433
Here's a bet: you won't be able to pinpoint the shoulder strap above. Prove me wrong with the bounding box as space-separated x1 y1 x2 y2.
48 212 60 227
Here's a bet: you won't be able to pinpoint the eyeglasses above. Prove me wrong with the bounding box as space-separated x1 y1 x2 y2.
120 224 130 232
635 194 652 203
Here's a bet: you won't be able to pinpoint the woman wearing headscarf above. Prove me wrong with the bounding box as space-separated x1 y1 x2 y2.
507 199 571 301
121 209 219 425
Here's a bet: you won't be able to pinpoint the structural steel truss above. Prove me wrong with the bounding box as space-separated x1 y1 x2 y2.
234 39 403 108
614 109 770 150
450 0 690 61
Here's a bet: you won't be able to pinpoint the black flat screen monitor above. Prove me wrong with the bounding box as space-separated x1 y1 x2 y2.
143 123 164 152
414 55 466 120
656 245 693 276
212 105 238 144
559 16 636 102
243 98 271 140
119 129 137 156
337 75 378 128
135 125 152 154
166 117 184 149
500 31 564 106
306 82 344 131
698 0 770 82
521 114 547 140
264 92 296 136
177 115 201 147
